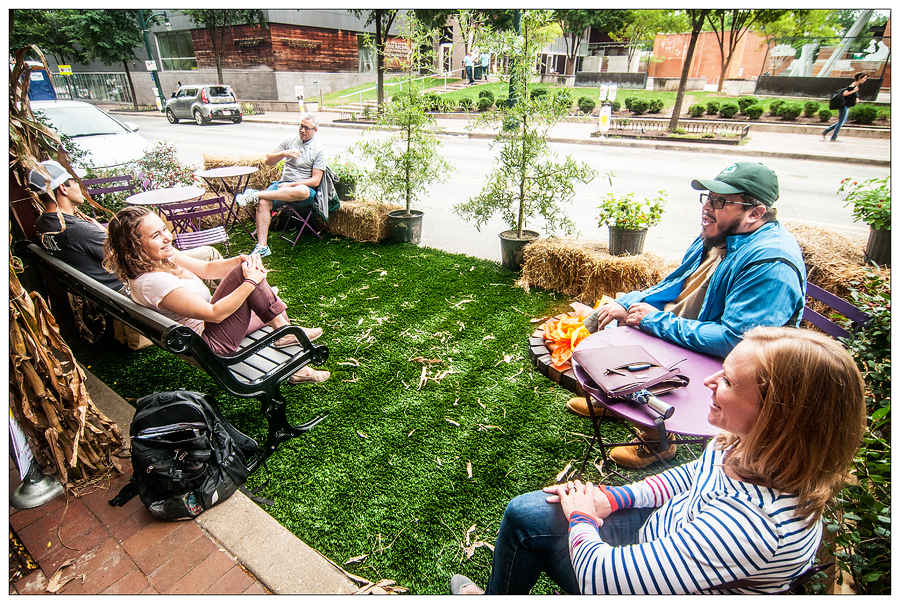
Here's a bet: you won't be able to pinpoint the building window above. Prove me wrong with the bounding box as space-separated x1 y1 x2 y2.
156 31 197 71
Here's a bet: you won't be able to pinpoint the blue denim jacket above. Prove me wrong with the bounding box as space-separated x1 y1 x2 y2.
615 222 806 358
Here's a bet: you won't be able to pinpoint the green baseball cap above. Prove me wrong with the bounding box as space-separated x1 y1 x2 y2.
691 162 779 206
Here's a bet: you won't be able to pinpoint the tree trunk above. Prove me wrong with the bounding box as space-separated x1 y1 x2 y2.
565 35 580 76
123 61 138 110
376 13 384 110
669 11 708 132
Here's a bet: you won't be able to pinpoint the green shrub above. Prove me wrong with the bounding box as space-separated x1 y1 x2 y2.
391 90 408 103
496 97 508 109
803 101 820 117
745 105 764 120
876 109 890 121
849 104 878 125
701 132 716 138
688 103 705 118
778 102 803 120
672 126 687 134
476 96 493 112
647 98 664 114
611 100 621 112
458 96 474 111
530 87 549 100
737 96 758 114
554 89 573 109
818 108 833 122
477 89 495 104
719 102 739 118
630 98 649 115
423 92 442 111
577 96 596 115
706 101 720 115
768 99 785 116
623 96 635 111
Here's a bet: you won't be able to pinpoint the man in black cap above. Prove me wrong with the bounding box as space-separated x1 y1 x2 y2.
568 162 806 467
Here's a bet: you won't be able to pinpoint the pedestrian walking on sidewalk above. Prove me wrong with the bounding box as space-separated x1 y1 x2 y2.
464 51 475 85
823 72 867 142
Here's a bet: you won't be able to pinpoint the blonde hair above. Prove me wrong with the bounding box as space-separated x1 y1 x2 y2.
103 206 181 281
715 326 866 523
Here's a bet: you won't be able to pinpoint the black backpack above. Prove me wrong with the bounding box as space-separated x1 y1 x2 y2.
829 88 848 110
109 390 266 520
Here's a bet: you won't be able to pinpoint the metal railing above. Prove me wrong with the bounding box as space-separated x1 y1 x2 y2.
606 117 750 141
337 68 478 119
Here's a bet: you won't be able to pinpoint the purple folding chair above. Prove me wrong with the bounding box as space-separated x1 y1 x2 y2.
278 202 322 247
82 172 146 222
159 196 230 256
803 283 872 340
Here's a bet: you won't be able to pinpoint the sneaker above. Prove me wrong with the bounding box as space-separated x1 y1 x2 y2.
821 131 828 141
608 436 677 468
566 397 602 418
236 188 259 207
830 138 841 143
250 243 271 257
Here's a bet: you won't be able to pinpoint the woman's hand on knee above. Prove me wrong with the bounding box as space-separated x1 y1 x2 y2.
242 254 268 284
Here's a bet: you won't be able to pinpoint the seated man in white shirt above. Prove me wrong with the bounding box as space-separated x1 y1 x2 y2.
237 113 327 257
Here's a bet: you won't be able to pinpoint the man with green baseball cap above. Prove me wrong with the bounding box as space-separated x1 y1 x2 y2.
567 161 806 468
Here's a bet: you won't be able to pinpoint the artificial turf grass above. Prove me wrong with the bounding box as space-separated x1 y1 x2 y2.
73 232 701 594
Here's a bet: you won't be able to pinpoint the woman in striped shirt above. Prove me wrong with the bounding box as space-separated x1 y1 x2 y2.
451 326 865 594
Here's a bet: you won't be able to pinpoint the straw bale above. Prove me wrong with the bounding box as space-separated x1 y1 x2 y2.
202 153 281 191
517 238 679 305
322 198 404 242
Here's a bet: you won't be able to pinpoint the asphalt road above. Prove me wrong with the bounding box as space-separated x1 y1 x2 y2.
127 115 882 262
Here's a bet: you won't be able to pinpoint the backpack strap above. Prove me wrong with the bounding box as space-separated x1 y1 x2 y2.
108 475 139 507
736 256 805 327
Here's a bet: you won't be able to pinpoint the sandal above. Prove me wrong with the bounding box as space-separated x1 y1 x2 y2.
274 327 323 348
288 367 330 384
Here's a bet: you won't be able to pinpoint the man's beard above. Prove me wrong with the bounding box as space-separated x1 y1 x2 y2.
700 211 743 248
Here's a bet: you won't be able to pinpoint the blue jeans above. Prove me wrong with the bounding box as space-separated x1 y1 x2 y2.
484 490 656 594
823 105 849 140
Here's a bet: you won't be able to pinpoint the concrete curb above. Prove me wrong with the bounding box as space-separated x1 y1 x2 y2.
81 366 357 595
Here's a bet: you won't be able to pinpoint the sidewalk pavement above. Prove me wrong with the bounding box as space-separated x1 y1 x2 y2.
9 368 358 595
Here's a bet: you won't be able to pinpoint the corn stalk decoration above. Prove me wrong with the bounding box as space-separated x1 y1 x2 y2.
10 256 124 487
10 44 125 488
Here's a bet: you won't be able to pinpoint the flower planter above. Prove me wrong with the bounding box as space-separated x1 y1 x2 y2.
499 229 540 271
865 227 890 266
386 209 424 245
608 226 648 256
335 180 356 201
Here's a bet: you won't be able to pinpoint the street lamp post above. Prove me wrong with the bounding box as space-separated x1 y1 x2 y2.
136 10 171 113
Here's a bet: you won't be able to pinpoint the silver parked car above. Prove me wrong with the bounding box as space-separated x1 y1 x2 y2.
166 84 242 125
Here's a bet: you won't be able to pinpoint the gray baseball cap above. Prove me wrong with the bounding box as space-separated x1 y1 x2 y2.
27 160 84 194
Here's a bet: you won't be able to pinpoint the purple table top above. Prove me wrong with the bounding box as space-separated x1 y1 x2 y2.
126 186 206 206
196 166 258 178
572 327 723 437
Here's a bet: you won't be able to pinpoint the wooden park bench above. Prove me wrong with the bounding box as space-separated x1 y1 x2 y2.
19 242 328 467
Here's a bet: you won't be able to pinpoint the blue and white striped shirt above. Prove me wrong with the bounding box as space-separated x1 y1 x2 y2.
568 442 821 594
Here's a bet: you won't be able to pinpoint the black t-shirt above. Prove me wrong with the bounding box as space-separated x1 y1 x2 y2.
35 211 124 291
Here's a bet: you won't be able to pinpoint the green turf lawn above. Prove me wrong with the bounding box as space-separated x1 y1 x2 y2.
74 229 703 594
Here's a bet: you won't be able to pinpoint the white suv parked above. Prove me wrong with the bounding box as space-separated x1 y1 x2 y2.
166 84 242 125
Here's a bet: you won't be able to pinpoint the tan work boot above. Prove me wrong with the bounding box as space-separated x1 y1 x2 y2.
608 428 677 468
566 397 601 418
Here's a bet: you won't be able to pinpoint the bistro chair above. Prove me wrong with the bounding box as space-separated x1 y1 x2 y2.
159 196 230 256
278 203 322 246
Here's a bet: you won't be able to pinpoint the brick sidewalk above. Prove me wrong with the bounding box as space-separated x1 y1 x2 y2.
9 458 268 595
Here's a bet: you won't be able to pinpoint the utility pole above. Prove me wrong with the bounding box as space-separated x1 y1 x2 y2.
136 10 169 112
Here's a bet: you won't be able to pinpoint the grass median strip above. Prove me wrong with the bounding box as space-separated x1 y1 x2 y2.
76 232 700 594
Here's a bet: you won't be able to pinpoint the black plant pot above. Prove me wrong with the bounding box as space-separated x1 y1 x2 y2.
335 180 356 201
608 226 648 256
387 209 424 245
865 227 890 266
499 229 540 271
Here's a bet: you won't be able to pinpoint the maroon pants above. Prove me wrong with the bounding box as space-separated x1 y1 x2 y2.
201 265 287 355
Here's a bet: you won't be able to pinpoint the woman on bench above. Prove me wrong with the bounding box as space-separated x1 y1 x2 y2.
104 206 328 384
450 326 865 594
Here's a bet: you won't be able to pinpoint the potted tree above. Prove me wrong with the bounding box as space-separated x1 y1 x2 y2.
454 10 596 270
355 16 454 245
838 176 891 266
597 173 668 256
328 156 365 201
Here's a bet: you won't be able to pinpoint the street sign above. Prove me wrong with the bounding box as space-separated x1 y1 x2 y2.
145 60 157 71
58 65 72 76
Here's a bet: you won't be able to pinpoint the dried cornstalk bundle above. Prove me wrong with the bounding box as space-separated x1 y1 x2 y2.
517 238 678 305
9 258 124 488
202 153 281 191
322 199 403 242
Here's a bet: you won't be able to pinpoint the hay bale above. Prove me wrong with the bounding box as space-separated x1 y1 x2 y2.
323 198 404 242
517 238 679 304
202 153 281 191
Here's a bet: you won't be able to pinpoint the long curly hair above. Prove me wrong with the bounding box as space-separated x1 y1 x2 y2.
103 206 180 281
714 326 866 524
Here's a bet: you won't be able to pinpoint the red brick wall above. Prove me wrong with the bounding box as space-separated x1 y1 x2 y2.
192 25 275 70
650 30 767 86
